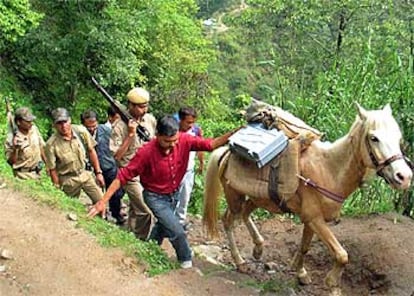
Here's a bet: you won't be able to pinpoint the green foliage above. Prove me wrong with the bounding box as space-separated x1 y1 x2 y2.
196 0 239 18
202 0 414 215
2 0 414 219
3 0 213 125
242 277 298 294
343 181 396 216
0 0 43 53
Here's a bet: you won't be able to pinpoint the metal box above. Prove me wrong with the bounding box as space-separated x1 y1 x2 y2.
229 124 288 168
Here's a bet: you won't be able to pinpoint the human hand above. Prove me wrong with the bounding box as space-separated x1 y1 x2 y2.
96 173 105 187
127 119 138 136
13 136 22 148
197 165 204 175
87 200 106 218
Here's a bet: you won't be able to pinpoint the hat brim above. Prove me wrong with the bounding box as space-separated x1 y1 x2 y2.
22 115 36 121
54 116 69 123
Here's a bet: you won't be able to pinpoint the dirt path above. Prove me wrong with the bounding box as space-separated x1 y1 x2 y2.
0 187 256 296
2 185 414 296
188 213 414 296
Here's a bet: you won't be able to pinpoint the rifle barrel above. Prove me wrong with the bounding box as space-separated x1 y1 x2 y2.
91 77 150 142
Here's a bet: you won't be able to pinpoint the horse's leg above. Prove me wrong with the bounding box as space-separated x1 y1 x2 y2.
242 200 264 260
222 189 245 267
222 207 245 266
291 223 314 285
308 219 348 296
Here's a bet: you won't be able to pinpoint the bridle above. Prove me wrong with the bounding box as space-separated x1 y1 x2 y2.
365 136 405 177
296 135 407 204
298 119 413 204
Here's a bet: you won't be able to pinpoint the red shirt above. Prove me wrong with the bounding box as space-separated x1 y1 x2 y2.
117 132 213 194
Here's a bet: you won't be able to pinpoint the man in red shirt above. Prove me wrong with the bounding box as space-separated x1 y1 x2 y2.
88 115 240 268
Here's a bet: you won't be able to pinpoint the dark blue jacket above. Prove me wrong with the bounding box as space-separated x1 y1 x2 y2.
95 124 117 172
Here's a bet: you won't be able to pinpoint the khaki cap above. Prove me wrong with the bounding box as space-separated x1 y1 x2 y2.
52 108 70 123
127 87 150 104
15 107 36 121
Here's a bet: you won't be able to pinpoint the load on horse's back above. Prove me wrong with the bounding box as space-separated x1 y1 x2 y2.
203 100 412 296
243 98 322 143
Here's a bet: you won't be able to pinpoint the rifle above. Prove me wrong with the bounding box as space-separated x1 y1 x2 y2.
91 77 151 142
5 97 16 145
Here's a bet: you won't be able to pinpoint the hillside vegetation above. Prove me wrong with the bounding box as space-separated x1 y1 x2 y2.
1 0 414 220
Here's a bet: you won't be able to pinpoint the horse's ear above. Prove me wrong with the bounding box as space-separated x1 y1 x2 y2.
355 102 367 120
383 103 392 115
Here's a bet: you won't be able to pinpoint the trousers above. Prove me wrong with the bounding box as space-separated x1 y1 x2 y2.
144 190 192 263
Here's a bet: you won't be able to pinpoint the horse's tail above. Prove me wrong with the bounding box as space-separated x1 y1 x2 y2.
203 146 230 238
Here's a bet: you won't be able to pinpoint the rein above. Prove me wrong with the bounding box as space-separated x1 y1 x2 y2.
296 174 345 203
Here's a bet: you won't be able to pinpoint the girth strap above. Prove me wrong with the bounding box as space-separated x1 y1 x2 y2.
268 157 291 213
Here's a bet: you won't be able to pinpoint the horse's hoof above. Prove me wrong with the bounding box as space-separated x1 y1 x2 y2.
236 263 250 274
329 287 342 296
297 268 312 285
252 245 263 260
298 274 312 285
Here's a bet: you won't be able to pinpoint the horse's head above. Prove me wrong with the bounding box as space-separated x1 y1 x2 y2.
356 103 412 189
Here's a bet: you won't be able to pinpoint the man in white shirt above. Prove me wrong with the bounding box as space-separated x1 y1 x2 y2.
175 107 204 230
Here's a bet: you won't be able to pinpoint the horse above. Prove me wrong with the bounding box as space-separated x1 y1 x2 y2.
203 103 412 296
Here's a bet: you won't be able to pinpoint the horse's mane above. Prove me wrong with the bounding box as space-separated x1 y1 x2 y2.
349 108 401 138
317 107 400 153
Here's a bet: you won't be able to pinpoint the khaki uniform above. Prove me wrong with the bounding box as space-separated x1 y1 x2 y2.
5 125 45 180
45 125 102 204
110 113 156 239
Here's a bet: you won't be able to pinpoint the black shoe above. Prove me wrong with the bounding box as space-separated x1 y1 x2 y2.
115 216 127 225
182 222 192 232
110 213 126 225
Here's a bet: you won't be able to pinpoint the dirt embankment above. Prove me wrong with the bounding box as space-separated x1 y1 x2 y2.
2 185 414 296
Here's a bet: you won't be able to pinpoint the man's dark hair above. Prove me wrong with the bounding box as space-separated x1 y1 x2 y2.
80 110 98 123
156 115 179 136
178 107 197 120
107 106 117 117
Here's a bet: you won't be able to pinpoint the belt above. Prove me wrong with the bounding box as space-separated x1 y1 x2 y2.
15 167 38 173
146 188 179 197
60 168 84 177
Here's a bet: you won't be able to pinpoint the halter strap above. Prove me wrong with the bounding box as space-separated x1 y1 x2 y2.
365 137 404 175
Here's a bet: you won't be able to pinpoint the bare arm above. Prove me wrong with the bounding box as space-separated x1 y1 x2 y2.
49 169 60 187
40 147 47 165
113 119 137 162
6 136 21 165
211 126 243 150
89 148 105 187
196 151 204 174
7 147 18 165
88 178 121 217
196 127 204 173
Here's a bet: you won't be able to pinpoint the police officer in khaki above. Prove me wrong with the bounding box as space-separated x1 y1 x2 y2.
5 107 47 179
110 87 157 240
45 108 104 204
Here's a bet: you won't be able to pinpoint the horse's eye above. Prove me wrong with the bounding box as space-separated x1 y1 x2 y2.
370 135 379 142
